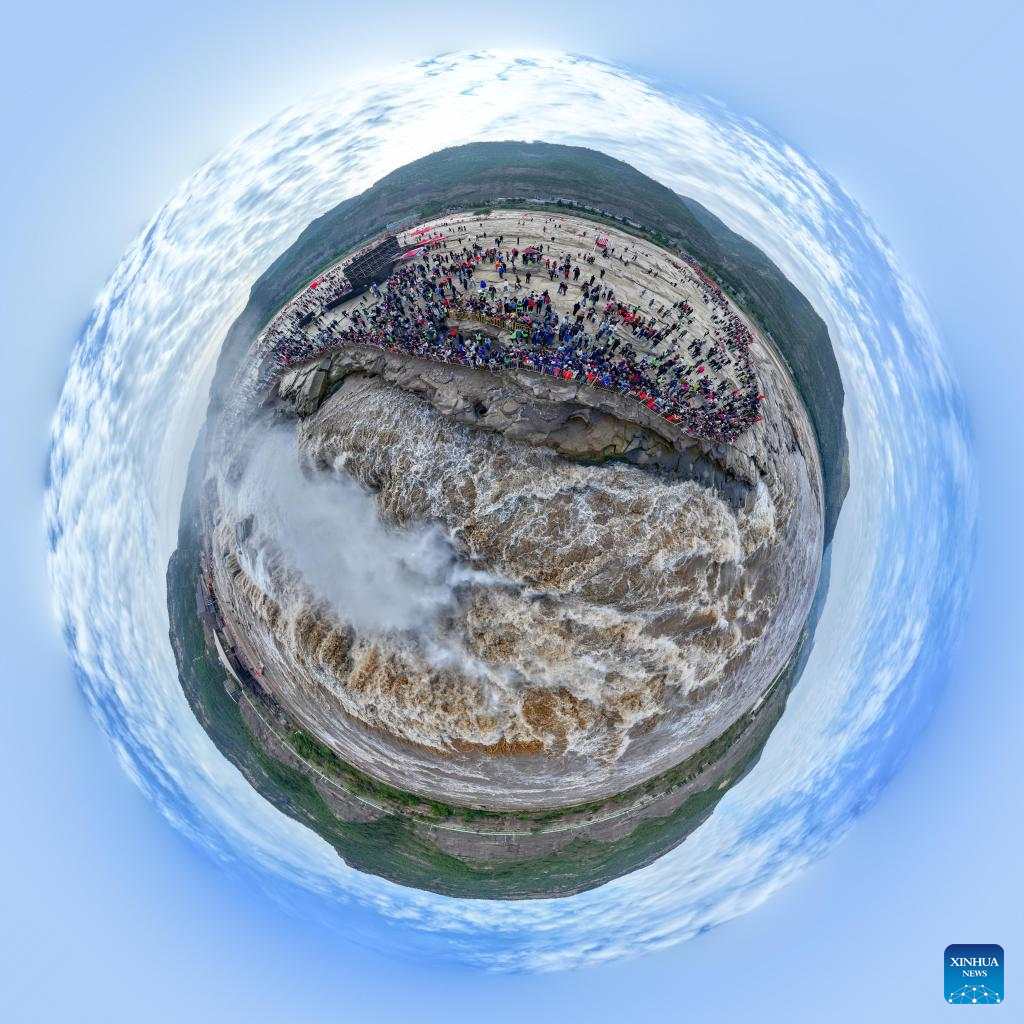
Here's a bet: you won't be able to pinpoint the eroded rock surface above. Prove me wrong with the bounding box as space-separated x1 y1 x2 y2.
203 209 824 810
276 345 757 499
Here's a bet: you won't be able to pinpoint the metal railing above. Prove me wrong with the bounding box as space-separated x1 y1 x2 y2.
269 335 755 448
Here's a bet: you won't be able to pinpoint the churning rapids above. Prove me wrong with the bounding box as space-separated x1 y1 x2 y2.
44 49 976 961
202 214 824 810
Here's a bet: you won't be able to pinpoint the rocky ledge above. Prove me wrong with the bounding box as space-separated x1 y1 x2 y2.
274 345 759 501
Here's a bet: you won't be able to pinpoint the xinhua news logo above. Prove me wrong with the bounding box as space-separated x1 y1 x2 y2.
945 944 1004 1005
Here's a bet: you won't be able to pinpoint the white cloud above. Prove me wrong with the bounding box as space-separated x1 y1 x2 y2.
45 50 974 971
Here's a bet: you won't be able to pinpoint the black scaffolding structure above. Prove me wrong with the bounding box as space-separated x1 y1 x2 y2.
344 233 400 290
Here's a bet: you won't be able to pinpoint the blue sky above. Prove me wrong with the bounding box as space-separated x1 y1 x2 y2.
1 3 1022 1021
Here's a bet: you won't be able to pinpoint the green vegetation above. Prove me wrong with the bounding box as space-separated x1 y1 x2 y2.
280 649 796 831
167 438 797 897
173 140 842 894
208 141 847 542
289 729 455 819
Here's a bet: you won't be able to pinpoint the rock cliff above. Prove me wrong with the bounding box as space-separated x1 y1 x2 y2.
275 346 758 503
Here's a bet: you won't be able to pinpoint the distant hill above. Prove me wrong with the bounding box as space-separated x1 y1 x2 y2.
208 141 848 542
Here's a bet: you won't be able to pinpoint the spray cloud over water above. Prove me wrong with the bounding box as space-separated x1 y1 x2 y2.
227 425 480 636
44 53 974 969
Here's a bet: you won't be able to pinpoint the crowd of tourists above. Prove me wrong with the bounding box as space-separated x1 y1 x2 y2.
262 230 764 444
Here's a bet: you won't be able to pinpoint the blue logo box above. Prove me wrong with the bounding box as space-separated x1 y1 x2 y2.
945 944 1004 1004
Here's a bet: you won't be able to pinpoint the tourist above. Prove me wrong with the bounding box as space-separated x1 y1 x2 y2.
259 216 764 444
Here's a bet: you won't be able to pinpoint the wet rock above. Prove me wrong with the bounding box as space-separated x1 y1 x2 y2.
275 344 755 499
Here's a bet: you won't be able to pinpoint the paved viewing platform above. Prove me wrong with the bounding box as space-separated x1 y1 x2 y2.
242 209 767 446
